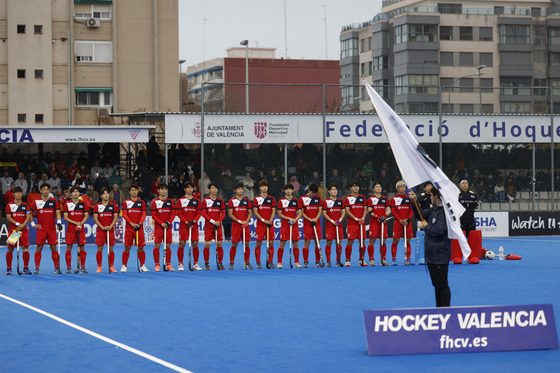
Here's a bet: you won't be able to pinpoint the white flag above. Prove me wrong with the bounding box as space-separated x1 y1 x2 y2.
362 78 471 259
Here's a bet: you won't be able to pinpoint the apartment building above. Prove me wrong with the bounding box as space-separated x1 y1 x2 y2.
340 0 560 114
0 0 179 126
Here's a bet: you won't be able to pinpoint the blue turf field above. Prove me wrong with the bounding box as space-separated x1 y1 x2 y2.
1 236 559 372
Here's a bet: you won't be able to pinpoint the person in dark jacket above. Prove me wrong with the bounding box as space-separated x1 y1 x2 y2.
418 187 451 307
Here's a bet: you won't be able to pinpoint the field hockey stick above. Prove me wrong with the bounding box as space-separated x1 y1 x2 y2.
163 227 168 271
380 218 384 247
16 234 22 275
188 225 193 271
359 222 365 263
243 223 247 270
335 223 341 259
215 226 219 270
289 223 293 269
403 223 407 262
57 229 61 256
313 224 324 267
266 223 270 266
136 228 140 272
74 228 81 273
107 229 111 274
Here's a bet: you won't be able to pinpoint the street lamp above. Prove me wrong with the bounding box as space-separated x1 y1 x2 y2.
240 39 249 113
477 64 486 113
179 59 186 112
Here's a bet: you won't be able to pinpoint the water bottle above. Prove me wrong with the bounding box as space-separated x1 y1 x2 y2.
498 246 504 261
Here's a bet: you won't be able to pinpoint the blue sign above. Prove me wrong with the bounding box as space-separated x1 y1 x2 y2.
363 304 558 355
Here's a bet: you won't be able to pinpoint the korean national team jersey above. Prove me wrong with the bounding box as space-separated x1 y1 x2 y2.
63 199 90 225
323 198 343 220
389 194 413 221
202 197 225 221
228 197 252 221
6 201 30 229
151 198 175 226
122 199 147 226
278 197 299 219
367 195 388 218
29 198 61 230
253 195 276 220
344 194 366 224
93 201 120 226
298 195 322 219
176 196 201 223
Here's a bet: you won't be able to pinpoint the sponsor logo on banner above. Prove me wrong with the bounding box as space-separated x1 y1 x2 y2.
475 212 508 237
129 130 141 140
192 122 202 137
363 304 558 356
509 212 560 236
254 122 267 139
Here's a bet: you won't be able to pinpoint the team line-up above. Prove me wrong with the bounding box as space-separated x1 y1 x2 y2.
5 178 434 275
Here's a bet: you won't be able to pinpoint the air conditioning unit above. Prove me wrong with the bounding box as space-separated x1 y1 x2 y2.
98 107 111 117
86 18 101 28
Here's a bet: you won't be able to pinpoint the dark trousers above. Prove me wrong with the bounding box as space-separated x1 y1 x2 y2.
427 263 451 307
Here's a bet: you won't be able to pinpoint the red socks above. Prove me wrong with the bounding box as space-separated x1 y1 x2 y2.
325 244 331 262
293 247 300 263
277 248 284 264
203 247 210 263
391 242 398 260
303 247 309 262
97 251 103 266
122 251 130 266
345 245 352 261
177 247 184 264
244 246 250 263
109 251 115 266
35 251 42 267
23 251 30 267
165 249 171 264
193 247 199 263
268 246 274 263
217 246 223 262
138 250 146 266
80 251 87 267
255 246 261 263
65 251 72 267
153 248 160 265
230 246 237 262
336 245 342 262
6 252 12 269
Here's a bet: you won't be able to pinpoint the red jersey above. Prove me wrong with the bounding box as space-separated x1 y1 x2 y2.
176 196 201 224
122 198 147 226
151 197 175 227
277 197 299 219
93 201 120 227
29 197 61 231
298 195 322 220
6 201 30 231
322 197 344 221
367 195 389 219
253 195 276 220
344 194 366 225
201 196 226 222
389 194 414 221
63 199 90 233
228 197 252 221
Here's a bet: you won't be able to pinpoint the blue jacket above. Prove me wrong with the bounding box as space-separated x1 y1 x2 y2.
423 204 451 265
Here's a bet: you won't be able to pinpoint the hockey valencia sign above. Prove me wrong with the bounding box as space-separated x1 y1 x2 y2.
363 304 558 355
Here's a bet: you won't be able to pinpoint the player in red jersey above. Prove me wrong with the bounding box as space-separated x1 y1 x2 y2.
5 186 32 275
344 181 368 267
121 184 148 272
367 182 391 266
62 186 90 273
389 180 414 266
29 183 63 274
277 184 302 268
322 183 346 267
93 187 119 273
252 180 276 269
299 183 323 268
151 183 176 272
228 183 253 269
176 182 201 271
202 183 226 270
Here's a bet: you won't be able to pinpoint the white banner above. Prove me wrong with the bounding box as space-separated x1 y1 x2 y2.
165 113 558 144
0 126 153 143
474 211 509 237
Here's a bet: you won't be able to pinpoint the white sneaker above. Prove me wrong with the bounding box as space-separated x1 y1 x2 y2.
178 264 184 271
140 265 149 272
369 259 376 267
277 263 283 269
120 265 127 273
193 263 202 271
294 262 302 268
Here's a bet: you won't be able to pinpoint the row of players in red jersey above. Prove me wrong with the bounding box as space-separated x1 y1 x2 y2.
5 179 416 275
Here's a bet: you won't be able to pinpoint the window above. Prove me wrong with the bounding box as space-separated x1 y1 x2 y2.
480 53 493 67
440 26 452 40
75 89 113 107
459 52 473 66
408 103 438 113
395 24 407 44
17 69 25 78
75 41 112 62
373 80 389 99
17 114 26 123
17 24 25 34
460 78 473 92
395 75 438 95
34 25 43 34
74 4 112 20
408 24 438 42
460 104 474 114
341 86 359 108
361 63 369 76
499 25 530 44
494 6 504 15
531 7 541 17
360 38 372 53
534 26 545 46
340 38 358 58
550 52 560 66
479 27 492 41
534 51 546 64
440 77 453 93
501 78 531 96
481 104 493 113
438 3 462 14
502 102 531 113
35 70 43 79
481 78 493 93
440 52 453 66
373 56 388 71
533 78 547 96
35 114 44 123
550 27 560 45
459 27 473 41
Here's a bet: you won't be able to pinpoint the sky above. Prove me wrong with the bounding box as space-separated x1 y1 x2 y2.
179 0 382 66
